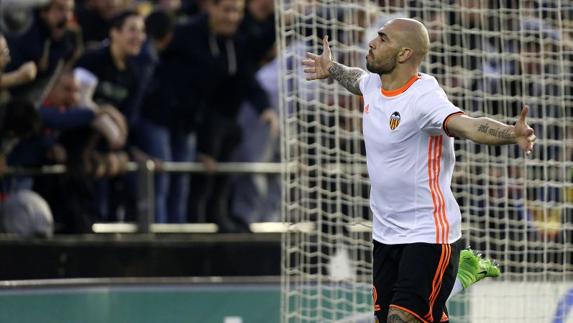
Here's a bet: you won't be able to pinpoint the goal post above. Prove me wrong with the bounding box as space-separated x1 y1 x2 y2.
278 1 573 322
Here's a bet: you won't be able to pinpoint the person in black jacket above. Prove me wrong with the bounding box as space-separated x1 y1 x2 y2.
73 10 146 222
5 0 81 102
131 10 181 223
0 33 37 94
240 0 276 65
162 0 278 232
75 10 145 125
33 72 128 233
75 0 124 48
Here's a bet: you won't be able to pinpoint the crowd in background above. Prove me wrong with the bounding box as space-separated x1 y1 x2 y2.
0 0 280 235
0 0 571 238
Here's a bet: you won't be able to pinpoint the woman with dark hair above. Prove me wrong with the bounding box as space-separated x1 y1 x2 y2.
73 10 146 222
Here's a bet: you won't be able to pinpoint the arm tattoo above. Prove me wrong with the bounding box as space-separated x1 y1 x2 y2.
328 62 366 96
476 123 513 140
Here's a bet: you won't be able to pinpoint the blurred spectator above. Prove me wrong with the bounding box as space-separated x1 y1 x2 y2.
39 73 127 164
73 10 145 221
232 56 280 225
33 72 127 232
2 99 43 181
240 0 275 64
0 34 38 87
231 0 279 224
0 99 42 165
75 0 125 48
155 0 182 12
0 189 54 238
132 9 181 223
0 0 50 35
0 33 37 104
4 0 81 103
162 0 278 231
0 99 46 237
75 10 145 126
154 0 198 22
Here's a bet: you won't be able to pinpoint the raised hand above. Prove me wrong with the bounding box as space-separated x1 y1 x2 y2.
514 105 536 154
17 61 37 83
303 35 333 80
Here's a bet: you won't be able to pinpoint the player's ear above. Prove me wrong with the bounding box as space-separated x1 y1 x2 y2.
397 47 413 63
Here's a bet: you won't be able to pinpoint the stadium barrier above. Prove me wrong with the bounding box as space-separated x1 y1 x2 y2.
4 161 284 233
4 161 368 234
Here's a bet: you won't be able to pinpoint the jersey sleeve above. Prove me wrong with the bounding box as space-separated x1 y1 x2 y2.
415 86 462 136
358 72 372 95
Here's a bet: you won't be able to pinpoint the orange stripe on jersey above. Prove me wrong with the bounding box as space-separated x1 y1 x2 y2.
429 135 448 243
433 136 447 243
380 74 421 97
435 136 450 242
432 136 445 243
427 137 442 243
432 137 446 243
425 244 452 322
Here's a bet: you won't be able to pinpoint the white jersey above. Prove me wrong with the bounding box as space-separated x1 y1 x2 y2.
359 72 463 244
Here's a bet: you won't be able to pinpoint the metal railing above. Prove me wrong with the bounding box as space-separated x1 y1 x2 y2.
5 161 284 176
5 161 284 234
4 161 369 234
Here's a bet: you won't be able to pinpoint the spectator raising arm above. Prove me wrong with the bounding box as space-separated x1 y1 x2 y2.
1 61 38 88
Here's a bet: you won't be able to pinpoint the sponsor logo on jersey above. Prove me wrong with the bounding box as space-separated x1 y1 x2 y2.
389 111 401 130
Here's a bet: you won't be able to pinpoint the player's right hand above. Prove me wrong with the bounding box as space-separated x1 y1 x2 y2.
303 35 333 80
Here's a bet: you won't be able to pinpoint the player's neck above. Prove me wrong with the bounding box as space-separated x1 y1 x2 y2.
380 68 419 92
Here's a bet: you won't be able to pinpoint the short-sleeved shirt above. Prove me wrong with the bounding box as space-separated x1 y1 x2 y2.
359 72 463 244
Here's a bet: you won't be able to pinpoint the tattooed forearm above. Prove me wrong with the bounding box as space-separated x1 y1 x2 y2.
328 62 366 96
476 123 513 141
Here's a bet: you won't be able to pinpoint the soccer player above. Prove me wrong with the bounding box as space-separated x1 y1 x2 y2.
303 18 535 323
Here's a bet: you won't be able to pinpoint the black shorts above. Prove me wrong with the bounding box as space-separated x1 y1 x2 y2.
372 240 462 323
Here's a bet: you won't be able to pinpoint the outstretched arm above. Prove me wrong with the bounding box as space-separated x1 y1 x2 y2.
447 106 536 154
302 36 367 96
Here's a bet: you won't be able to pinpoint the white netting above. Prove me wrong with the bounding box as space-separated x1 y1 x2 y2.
279 1 573 322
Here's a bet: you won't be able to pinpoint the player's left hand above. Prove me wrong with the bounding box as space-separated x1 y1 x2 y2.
514 105 536 154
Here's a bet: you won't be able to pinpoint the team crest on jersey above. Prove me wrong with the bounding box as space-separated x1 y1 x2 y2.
389 111 401 130
364 104 370 114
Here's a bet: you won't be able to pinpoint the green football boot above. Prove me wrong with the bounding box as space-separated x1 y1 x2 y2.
457 248 501 289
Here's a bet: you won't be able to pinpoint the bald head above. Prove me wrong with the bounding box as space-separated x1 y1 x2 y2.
382 18 430 63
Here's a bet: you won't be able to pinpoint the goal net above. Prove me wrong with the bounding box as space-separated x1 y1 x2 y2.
278 0 573 322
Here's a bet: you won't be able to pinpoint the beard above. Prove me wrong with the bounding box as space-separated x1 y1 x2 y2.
366 54 397 75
